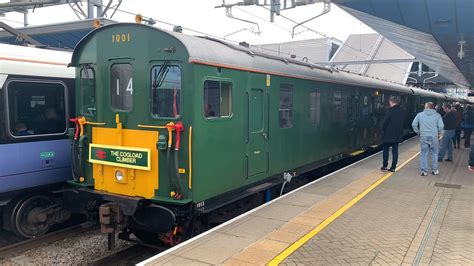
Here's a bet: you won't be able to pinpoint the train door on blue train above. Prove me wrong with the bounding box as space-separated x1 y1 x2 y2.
246 74 269 178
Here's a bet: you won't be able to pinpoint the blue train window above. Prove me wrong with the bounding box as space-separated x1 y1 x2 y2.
80 66 96 115
279 85 293 128
151 65 181 118
7 80 67 137
111 63 133 112
203 80 232 118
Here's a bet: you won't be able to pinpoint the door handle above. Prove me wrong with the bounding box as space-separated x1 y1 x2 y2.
262 132 267 140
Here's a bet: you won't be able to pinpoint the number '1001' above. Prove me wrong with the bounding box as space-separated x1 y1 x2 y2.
112 33 131 43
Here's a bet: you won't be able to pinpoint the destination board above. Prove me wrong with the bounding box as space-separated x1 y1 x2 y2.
89 144 150 171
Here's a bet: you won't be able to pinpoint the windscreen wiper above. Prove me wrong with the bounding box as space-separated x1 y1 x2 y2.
152 61 169 89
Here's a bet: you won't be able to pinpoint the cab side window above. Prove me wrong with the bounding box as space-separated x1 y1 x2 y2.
7 80 67 137
80 66 96 116
151 65 181 118
203 80 232 118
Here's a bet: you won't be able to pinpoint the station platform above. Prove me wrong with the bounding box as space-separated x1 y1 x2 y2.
140 138 474 265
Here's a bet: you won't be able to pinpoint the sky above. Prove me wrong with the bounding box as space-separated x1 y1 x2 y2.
0 0 374 45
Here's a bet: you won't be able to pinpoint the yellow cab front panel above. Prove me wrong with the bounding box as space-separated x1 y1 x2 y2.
89 127 159 198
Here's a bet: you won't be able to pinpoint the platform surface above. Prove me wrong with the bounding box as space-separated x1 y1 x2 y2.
140 138 474 265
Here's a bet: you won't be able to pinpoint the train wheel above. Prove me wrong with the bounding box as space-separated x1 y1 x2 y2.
10 195 54 238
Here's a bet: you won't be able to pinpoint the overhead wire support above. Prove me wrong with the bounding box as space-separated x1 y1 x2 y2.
216 1 261 35
291 0 330 38
0 21 44 47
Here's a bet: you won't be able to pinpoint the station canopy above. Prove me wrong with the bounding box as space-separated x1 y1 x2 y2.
333 0 473 90
0 18 115 50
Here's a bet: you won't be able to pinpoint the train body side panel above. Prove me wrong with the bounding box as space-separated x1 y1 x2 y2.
0 139 71 193
190 63 409 203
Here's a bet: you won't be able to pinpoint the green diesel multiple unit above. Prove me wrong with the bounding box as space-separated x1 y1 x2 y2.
68 23 453 244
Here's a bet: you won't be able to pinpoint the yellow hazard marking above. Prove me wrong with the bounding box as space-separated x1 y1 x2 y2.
350 149 365 156
267 151 420 266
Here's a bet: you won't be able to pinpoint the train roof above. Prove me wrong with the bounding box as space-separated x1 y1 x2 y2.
0 43 74 81
71 23 467 103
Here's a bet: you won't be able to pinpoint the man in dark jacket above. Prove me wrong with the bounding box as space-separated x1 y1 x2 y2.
381 96 406 172
438 103 456 162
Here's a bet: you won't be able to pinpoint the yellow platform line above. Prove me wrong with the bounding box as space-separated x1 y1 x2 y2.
268 151 420 266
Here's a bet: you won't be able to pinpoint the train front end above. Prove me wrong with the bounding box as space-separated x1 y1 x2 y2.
68 23 192 245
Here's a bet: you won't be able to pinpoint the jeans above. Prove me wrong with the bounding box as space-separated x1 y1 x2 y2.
420 136 439 172
382 142 399 169
439 129 455 160
464 128 472 147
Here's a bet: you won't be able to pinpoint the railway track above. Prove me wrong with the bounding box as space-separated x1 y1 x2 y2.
90 244 164 266
0 223 97 260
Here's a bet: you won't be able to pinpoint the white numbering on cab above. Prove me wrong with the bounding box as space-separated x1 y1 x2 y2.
116 78 133 95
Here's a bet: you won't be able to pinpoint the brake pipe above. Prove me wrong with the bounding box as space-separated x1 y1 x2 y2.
72 116 106 137
166 122 175 149
174 122 184 151
78 116 86 137
173 122 184 199
69 118 80 140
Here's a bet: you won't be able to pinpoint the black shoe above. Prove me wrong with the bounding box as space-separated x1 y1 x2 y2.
445 159 453 162
438 159 442 162
380 167 388 171
388 168 396 172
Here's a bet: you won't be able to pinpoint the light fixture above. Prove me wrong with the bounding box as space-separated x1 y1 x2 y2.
115 170 124 182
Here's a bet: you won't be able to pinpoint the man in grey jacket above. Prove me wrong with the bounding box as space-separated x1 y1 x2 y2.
412 102 444 176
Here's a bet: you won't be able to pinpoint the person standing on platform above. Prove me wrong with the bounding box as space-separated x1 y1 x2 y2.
380 96 406 172
462 105 474 148
453 104 463 149
412 102 444 176
438 103 456 162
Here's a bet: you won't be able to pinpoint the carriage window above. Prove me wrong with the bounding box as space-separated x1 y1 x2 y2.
111 63 133 112
151 65 181 118
309 91 321 126
7 81 67 137
333 91 343 122
279 85 293 128
203 80 232 118
333 91 342 109
80 66 96 115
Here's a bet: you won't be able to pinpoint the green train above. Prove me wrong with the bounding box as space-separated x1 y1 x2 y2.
67 22 458 245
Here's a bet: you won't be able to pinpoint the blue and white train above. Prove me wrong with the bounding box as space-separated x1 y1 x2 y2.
0 43 75 238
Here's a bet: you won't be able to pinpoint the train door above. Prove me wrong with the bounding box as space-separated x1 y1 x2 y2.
348 92 360 148
371 91 382 141
247 81 268 177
